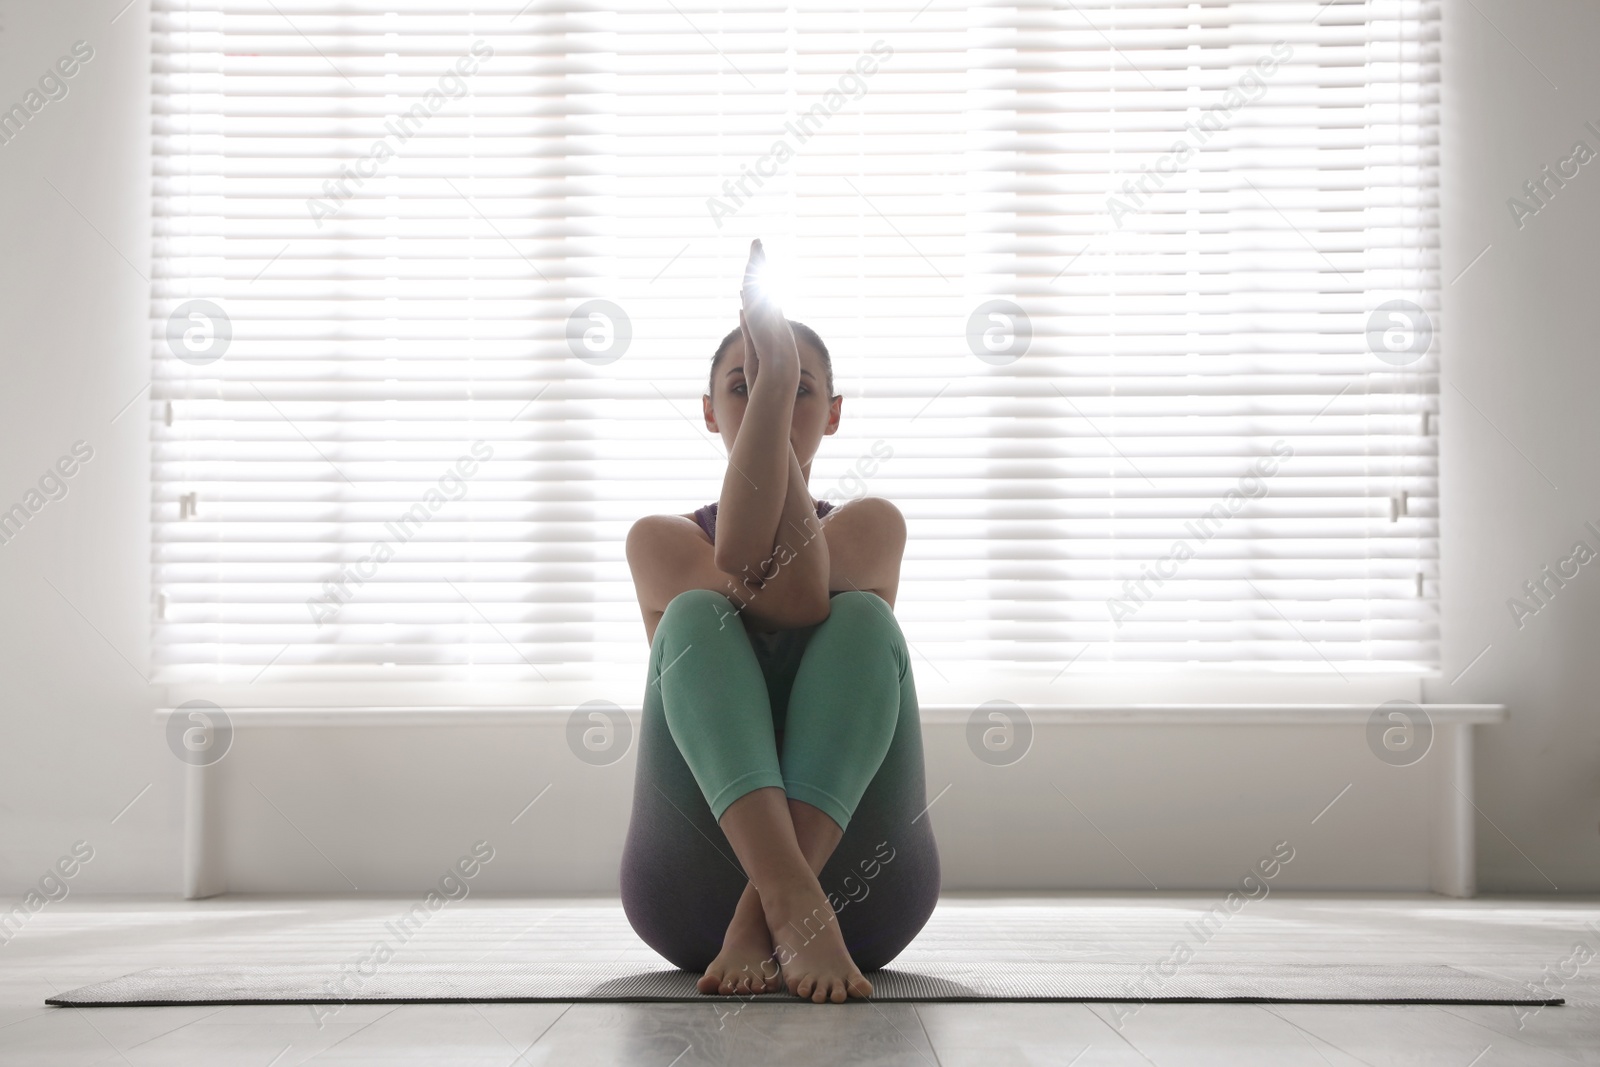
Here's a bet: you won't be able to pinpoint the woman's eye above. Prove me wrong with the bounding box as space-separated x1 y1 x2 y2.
730 382 805 396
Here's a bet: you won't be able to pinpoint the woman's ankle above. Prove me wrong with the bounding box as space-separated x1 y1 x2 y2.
759 869 836 928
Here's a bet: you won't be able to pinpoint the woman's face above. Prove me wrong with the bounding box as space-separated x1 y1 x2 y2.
703 336 841 474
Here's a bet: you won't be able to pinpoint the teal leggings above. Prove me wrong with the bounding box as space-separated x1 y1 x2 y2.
620 588 941 971
654 587 907 830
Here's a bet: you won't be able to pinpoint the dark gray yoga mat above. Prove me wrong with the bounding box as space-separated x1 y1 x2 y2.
47 962 1560 1006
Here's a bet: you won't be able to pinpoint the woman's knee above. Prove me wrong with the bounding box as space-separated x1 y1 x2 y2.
658 587 742 637
820 590 906 649
826 589 894 625
664 586 733 614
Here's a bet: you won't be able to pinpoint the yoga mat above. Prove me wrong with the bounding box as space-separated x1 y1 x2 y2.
47 961 1559 1006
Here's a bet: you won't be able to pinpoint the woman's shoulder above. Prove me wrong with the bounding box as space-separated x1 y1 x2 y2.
822 495 903 524
623 513 719 607
625 511 714 545
629 510 706 526
821 497 906 559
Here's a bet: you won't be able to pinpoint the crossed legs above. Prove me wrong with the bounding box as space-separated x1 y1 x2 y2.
705 789 863 1001
648 588 909 1002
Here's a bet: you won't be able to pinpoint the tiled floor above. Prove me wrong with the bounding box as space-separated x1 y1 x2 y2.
2 892 1597 1065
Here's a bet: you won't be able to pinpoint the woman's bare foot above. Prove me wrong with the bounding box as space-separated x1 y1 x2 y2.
760 875 873 1003
697 882 783 995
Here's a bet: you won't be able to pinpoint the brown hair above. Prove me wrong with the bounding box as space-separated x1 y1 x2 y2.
707 320 835 399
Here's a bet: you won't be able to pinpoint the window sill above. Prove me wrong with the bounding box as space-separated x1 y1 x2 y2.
155 702 1505 727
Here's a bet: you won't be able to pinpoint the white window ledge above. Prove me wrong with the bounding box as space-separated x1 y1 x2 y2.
154 703 1504 727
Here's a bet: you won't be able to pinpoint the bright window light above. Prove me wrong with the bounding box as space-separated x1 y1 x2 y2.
150 1 1441 695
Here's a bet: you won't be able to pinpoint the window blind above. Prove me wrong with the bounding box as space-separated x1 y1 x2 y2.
150 0 1439 689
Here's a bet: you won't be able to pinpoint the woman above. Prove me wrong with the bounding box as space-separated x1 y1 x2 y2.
620 239 940 1004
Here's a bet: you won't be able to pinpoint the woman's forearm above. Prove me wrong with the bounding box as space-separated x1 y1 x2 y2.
719 440 832 626
713 361 800 575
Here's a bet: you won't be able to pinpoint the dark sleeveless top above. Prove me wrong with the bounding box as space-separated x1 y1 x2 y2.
692 498 834 544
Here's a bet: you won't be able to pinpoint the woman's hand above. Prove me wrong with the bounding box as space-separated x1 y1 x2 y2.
739 238 800 389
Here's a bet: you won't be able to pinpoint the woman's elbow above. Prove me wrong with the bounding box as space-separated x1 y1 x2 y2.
714 544 761 578
714 538 779 581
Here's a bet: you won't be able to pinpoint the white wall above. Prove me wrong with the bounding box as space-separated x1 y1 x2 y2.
0 0 1595 898
0 3 167 895
1432 0 1600 892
